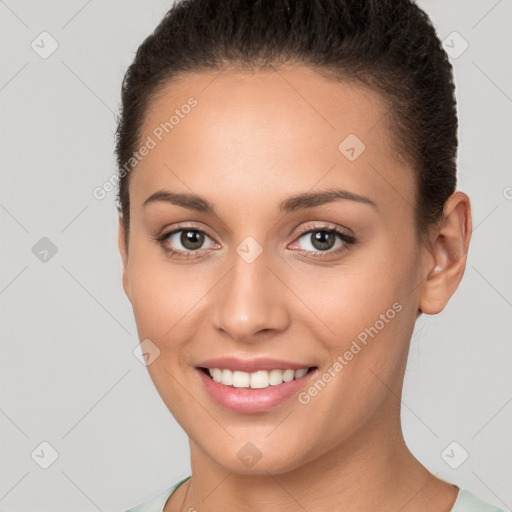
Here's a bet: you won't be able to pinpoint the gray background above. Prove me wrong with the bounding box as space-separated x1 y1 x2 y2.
0 1 510 511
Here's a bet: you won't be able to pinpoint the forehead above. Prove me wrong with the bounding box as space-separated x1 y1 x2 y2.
129 66 413 214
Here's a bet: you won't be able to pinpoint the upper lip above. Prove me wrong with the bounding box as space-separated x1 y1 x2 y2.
197 357 316 373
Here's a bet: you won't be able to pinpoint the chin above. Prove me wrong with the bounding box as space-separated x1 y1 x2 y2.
201 439 312 476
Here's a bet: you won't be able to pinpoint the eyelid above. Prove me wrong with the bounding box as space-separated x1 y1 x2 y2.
152 222 219 259
158 222 218 244
293 221 354 238
154 221 356 259
288 222 356 257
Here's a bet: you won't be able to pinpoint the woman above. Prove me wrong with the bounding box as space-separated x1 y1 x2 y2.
116 1 505 510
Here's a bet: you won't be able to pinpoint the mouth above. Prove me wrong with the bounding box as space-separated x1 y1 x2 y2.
197 366 318 389
195 364 319 413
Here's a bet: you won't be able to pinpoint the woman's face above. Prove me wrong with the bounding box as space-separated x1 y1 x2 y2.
119 66 431 474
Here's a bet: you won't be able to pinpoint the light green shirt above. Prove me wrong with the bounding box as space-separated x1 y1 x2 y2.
125 477 507 512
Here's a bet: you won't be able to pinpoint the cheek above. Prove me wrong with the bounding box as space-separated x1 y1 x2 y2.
293 255 417 442
299 235 418 338
296 233 421 396
126 259 199 406
126 250 217 352
127 254 186 338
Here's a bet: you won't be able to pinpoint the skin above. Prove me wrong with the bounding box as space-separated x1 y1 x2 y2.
118 66 472 512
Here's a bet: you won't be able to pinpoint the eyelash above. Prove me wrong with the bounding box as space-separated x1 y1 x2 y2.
152 223 356 260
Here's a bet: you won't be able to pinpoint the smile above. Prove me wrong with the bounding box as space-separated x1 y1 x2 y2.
196 365 319 414
201 367 315 388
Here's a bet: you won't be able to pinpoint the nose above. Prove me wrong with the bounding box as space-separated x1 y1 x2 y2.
212 248 290 342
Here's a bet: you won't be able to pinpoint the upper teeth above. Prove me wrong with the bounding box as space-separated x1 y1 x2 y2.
207 368 309 388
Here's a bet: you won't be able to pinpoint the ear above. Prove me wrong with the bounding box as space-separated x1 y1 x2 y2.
419 191 472 315
117 216 131 301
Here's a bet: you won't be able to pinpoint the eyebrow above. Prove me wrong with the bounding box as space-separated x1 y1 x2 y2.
142 188 377 214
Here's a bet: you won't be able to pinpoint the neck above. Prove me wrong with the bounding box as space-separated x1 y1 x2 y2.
176 400 458 512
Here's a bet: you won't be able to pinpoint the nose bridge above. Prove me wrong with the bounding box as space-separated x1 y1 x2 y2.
212 241 288 340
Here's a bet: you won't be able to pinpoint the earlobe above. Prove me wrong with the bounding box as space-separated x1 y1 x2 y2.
117 216 131 300
419 191 472 315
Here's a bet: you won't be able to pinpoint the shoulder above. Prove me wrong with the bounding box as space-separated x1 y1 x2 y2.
451 489 508 512
124 476 191 512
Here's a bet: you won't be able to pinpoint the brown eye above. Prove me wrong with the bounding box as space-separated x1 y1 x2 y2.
157 227 218 256
178 229 205 250
288 225 356 259
307 230 337 251
296 229 345 252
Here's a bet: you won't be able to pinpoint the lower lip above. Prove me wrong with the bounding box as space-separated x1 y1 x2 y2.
195 367 318 414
